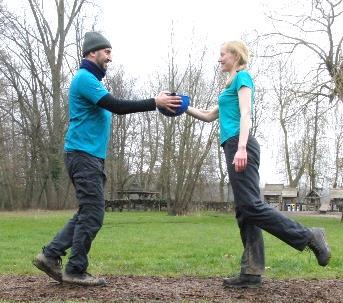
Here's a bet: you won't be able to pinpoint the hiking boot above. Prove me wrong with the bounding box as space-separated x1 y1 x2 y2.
307 227 331 266
32 252 62 282
223 274 261 288
62 271 107 287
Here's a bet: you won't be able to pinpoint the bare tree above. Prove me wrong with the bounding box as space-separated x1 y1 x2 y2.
105 68 140 198
332 105 343 188
26 0 88 206
271 59 312 187
246 35 272 140
0 0 91 209
161 49 222 215
0 115 17 209
263 0 343 101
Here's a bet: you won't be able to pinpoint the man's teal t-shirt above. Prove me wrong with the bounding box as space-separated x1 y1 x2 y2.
64 68 112 159
218 70 254 145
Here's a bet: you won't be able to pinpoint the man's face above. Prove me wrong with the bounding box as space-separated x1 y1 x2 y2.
94 48 112 70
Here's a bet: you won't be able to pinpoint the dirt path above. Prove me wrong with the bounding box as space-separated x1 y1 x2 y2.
286 211 342 219
0 275 342 303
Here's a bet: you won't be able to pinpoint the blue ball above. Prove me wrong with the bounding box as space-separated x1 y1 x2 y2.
158 94 190 117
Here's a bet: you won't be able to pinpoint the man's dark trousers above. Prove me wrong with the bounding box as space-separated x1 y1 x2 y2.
43 151 106 274
223 135 312 275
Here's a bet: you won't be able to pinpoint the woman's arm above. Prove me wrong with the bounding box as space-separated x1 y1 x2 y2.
186 105 219 122
233 86 252 172
238 87 251 150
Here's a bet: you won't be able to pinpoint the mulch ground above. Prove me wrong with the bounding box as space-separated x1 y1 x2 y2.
0 275 342 303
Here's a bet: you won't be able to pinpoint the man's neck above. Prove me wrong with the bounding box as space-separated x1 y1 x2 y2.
80 58 106 81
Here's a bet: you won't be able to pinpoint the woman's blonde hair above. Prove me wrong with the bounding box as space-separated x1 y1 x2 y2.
222 41 249 87
222 40 249 68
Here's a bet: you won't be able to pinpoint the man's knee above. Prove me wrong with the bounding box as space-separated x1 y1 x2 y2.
79 204 105 234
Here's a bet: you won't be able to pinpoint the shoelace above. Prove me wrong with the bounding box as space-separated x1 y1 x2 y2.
54 256 63 269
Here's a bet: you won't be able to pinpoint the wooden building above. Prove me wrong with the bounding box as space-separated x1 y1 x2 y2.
263 184 284 209
281 187 299 211
329 188 343 211
303 190 321 211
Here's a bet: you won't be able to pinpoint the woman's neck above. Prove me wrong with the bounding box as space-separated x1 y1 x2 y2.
225 69 237 87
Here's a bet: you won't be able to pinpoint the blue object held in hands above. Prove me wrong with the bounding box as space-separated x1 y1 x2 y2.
158 93 189 117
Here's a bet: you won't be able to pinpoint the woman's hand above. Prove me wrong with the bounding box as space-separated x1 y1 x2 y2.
232 146 247 172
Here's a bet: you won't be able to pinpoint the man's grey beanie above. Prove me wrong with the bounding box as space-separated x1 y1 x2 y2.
82 31 112 57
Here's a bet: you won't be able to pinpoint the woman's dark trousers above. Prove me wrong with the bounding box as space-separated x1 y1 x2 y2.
223 135 311 275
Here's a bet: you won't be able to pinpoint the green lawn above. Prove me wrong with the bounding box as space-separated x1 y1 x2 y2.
0 210 341 279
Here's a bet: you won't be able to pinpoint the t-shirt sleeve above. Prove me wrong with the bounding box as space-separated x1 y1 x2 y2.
78 73 109 104
235 71 254 92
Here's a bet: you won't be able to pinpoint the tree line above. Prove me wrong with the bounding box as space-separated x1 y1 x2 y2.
0 0 342 214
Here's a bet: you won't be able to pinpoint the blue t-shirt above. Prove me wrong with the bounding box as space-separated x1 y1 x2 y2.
218 70 254 145
64 68 112 159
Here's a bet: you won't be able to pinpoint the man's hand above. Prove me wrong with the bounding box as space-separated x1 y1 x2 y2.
155 91 181 113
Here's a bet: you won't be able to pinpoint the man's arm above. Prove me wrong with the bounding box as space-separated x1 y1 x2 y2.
97 93 156 114
97 92 181 115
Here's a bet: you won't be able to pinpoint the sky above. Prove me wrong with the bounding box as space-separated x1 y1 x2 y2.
100 0 270 76
5 0 281 77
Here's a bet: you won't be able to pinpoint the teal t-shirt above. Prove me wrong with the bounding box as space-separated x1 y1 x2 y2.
64 68 112 159
218 70 254 145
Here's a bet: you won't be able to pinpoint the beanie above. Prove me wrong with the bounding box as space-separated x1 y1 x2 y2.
82 32 112 57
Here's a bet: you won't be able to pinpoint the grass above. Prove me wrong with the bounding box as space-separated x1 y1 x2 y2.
0 210 341 279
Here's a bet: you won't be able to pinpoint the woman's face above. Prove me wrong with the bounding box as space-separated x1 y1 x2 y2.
218 46 237 73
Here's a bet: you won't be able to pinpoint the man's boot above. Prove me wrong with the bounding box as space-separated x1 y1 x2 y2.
62 271 107 287
32 252 62 282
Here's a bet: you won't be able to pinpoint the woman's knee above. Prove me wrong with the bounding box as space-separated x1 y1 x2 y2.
237 201 267 219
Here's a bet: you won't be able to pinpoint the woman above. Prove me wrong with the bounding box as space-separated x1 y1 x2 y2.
186 41 330 288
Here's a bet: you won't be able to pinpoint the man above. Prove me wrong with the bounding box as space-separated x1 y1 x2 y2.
33 31 181 286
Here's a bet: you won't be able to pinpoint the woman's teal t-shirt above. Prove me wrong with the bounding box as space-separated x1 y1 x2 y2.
218 70 254 145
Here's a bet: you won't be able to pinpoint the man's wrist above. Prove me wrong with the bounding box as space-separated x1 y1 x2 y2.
238 145 246 150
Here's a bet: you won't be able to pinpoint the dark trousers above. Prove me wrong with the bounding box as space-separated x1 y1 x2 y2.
223 135 311 275
43 151 106 274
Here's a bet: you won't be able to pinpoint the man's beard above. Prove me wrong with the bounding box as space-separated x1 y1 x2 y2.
96 58 107 71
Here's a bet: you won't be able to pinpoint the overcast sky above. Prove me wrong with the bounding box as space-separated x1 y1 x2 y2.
5 0 284 74
101 0 274 75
